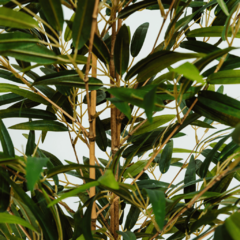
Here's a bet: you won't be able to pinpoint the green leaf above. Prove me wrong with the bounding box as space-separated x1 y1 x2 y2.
225 212 240 240
0 44 57 64
0 83 49 105
208 70 240 84
47 164 103 178
72 0 95 50
232 124 240 145
0 119 14 157
191 120 215 128
9 120 68 132
159 140 173 174
123 160 148 178
144 189 165 230
25 130 35 156
133 114 175 135
114 24 130 76
124 205 141 231
0 93 23 107
0 168 10 212
171 62 205 84
117 231 136 240
64 12 75 42
125 51 205 82
0 7 38 29
187 26 240 38
118 0 157 19
96 116 108 152
0 212 39 232
217 0 229 16
108 98 131 120
184 155 196 202
98 169 119 190
0 109 57 120
48 181 99 207
0 32 39 51
199 135 230 178
143 86 157 123
131 22 149 57
33 76 103 90
39 0 64 31
26 157 48 191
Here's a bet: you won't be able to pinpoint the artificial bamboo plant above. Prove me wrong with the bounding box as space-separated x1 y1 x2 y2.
1 0 240 239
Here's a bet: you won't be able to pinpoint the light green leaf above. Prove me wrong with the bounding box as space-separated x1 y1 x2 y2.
123 160 148 178
26 157 49 191
0 7 38 29
72 0 95 50
144 189 165 230
225 212 240 240
0 212 39 232
98 169 119 190
64 13 75 42
117 231 136 240
39 0 64 31
217 0 229 16
48 181 99 207
9 120 68 132
208 70 240 84
134 114 175 135
171 62 205 84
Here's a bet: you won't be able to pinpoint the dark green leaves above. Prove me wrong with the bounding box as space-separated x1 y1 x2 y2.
0 7 38 29
0 119 14 157
143 86 157 123
131 22 149 57
159 140 173 174
125 51 205 82
232 124 240 145
96 116 108 152
0 109 57 120
144 189 165 230
184 155 196 202
39 0 64 31
9 120 68 132
26 157 49 191
72 0 95 50
0 168 10 212
117 231 136 240
114 24 130 76
0 32 39 51
108 98 132 120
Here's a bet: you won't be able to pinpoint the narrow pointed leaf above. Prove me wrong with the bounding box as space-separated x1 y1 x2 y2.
0 32 39 51
25 130 35 156
124 205 141 231
217 0 229 16
72 0 95 50
98 169 119 190
114 24 130 76
0 212 39 232
0 109 57 120
144 86 157 123
0 119 14 157
208 70 240 84
134 114 175 135
64 12 75 42
48 181 99 207
39 0 64 31
144 189 165 230
96 116 108 152
232 124 240 145
9 120 68 132
159 140 173 174
123 160 148 178
131 22 149 57
0 7 38 29
171 62 205 84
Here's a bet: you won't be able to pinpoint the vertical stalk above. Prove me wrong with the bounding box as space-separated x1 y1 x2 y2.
110 1 121 239
90 53 97 230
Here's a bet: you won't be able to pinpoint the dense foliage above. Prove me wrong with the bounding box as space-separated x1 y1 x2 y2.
1 0 240 239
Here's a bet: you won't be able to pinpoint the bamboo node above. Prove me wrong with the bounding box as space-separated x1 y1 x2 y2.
89 136 96 142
